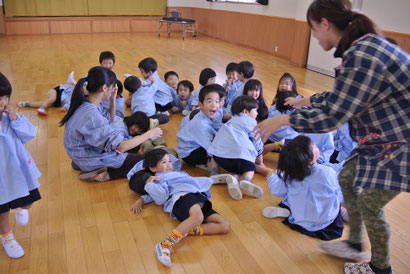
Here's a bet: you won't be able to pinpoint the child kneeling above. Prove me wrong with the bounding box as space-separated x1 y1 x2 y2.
128 149 231 267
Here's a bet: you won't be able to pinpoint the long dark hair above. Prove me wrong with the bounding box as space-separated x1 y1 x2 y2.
277 136 314 184
272 73 298 105
60 66 117 126
307 0 381 54
243 79 268 120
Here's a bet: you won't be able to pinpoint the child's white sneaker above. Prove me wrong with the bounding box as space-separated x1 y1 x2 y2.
1 232 24 259
239 180 264 198
149 118 160 129
226 176 242 200
36 105 47 116
162 111 170 116
15 208 29 225
155 243 171 267
182 109 191 116
210 173 234 185
66 71 76 85
195 161 212 171
123 73 132 78
262 206 290 218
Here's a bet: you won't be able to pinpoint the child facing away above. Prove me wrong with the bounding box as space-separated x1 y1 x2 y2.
128 148 231 267
100 80 125 118
208 96 269 200
243 79 269 121
17 51 117 116
124 76 169 125
191 68 217 109
138 57 174 114
164 71 179 99
176 85 220 168
0 72 42 258
263 135 344 241
171 80 195 116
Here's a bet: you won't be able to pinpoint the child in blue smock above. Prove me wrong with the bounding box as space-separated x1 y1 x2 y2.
164 71 179 99
223 62 240 110
243 79 269 121
212 84 228 132
171 80 195 116
125 76 169 125
331 123 358 163
208 96 268 200
128 148 231 267
225 61 254 112
60 66 162 182
300 132 334 164
0 72 41 259
191 68 217 109
138 57 174 113
177 85 220 167
263 135 344 241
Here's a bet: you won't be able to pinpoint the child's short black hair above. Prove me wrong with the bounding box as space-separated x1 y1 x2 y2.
164 71 179 80
257 105 269 122
124 76 142 93
177 80 194 93
143 148 168 171
198 84 222 103
231 95 258 116
123 111 150 134
138 57 157 73
99 51 115 64
116 80 123 95
0 72 12 97
199 68 216 86
226 62 239 74
129 170 151 195
277 135 314 184
238 61 254 78
276 90 295 113
189 109 200 120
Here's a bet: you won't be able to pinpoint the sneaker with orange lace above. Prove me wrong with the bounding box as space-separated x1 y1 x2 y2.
1 231 24 258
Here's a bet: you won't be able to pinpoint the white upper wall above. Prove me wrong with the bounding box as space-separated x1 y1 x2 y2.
167 0 410 34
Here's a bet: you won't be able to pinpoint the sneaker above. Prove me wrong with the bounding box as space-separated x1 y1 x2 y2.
16 101 30 108
1 232 24 258
210 173 234 185
78 167 110 182
320 240 370 261
226 175 242 200
162 111 170 116
71 161 81 171
182 109 191 116
123 73 132 78
155 242 171 267
239 180 264 198
36 106 47 116
150 118 160 129
262 206 290 218
341 206 350 222
344 262 377 274
66 71 76 85
15 208 29 226
195 161 212 171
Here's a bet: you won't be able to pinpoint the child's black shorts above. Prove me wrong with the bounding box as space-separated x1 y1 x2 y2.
213 156 256 175
172 192 217 222
52 86 64 107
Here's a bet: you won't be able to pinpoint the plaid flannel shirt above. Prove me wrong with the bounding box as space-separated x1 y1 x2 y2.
289 34 410 192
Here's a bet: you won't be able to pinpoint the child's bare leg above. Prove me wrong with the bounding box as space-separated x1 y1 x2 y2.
210 157 219 176
202 213 230 234
255 155 271 176
29 89 57 108
0 211 10 234
239 171 254 181
264 143 280 154
175 204 204 235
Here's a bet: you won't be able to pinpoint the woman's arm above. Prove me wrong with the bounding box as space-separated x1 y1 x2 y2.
116 127 163 153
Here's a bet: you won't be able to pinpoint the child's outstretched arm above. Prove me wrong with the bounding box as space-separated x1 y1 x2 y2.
130 197 145 215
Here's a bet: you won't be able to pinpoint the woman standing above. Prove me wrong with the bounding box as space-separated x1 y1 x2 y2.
254 0 410 273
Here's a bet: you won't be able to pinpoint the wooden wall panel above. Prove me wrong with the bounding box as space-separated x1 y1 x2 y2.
92 20 130 33
5 21 49 35
130 20 158 32
290 20 311 67
50 21 91 34
383 30 410 53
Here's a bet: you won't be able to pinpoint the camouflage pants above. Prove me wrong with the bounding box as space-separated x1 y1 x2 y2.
338 157 400 268
141 137 178 158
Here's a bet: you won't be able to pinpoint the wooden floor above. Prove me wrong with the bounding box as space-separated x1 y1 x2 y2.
0 33 409 274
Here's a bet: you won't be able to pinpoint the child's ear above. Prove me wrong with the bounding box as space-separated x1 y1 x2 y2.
198 101 203 109
242 109 249 114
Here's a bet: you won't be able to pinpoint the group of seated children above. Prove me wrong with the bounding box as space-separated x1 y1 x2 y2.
5 53 360 267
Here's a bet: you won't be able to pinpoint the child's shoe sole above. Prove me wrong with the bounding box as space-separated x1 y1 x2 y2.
262 206 290 218
155 243 171 267
239 180 264 198
78 167 110 182
36 108 47 116
226 176 242 200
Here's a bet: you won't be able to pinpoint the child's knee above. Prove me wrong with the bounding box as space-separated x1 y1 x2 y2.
220 219 230 234
190 206 204 225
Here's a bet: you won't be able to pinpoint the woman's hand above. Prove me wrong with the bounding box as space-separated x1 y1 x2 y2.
147 127 163 140
253 115 290 142
284 97 311 108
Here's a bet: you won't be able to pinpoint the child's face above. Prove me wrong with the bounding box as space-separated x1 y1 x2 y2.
166 75 179 89
247 88 260 100
310 142 320 164
152 154 173 173
139 68 151 80
206 77 216 86
128 125 142 136
226 71 238 81
279 78 293 91
244 108 258 120
101 59 114 70
219 96 225 108
178 84 191 101
0 95 10 113
198 91 220 119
